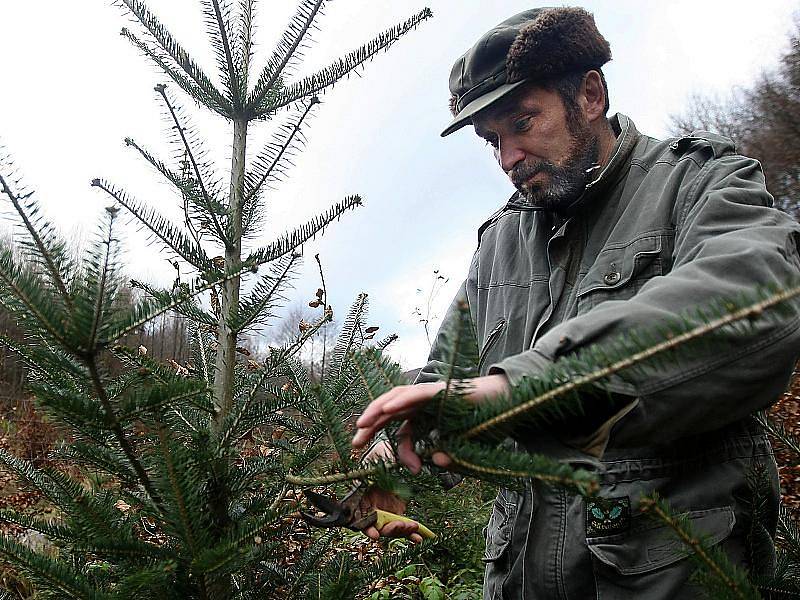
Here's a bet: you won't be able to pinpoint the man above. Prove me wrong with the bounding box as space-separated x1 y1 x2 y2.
352 7 800 598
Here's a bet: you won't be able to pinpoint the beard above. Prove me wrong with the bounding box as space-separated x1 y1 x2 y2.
509 122 600 213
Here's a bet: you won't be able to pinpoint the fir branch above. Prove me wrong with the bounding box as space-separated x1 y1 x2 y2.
779 504 800 555
216 310 331 449
271 8 433 111
85 210 118 351
327 293 369 380
0 535 107 600
229 252 300 334
103 261 264 345
215 385 298 445
116 0 232 115
191 504 296 575
313 385 356 470
462 282 800 439
234 0 255 97
0 449 122 541
285 531 336 598
154 418 200 558
26 379 108 441
0 333 86 387
286 355 313 395
154 84 229 245
0 167 74 313
91 179 213 272
436 300 476 430
54 442 138 487
72 536 175 562
247 0 326 114
118 380 212 421
230 456 285 496
119 27 228 117
85 357 166 515
242 97 319 225
351 347 408 404
755 411 800 463
130 279 217 326
285 461 399 486
0 510 72 542
113 564 185 598
300 552 359 599
441 439 598 496
122 136 205 249
201 0 243 108
639 495 761 600
743 462 778 579
0 248 71 349
243 195 362 266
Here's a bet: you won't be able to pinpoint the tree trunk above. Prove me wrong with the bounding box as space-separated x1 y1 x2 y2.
213 117 247 424
209 116 247 600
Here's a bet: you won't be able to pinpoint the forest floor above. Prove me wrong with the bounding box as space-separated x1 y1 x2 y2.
769 367 800 514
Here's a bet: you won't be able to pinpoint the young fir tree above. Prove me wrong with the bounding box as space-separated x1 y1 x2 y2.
0 1 431 598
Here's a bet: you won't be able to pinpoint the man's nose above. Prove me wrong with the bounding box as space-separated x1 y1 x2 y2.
497 142 526 173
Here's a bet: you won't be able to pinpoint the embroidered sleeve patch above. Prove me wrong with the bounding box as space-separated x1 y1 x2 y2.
585 496 630 537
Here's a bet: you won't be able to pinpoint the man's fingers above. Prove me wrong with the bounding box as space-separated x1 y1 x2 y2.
355 387 402 428
379 519 419 539
363 519 422 543
352 407 416 449
432 451 452 468
381 384 443 414
351 427 374 449
397 427 422 474
356 383 443 429
353 383 445 449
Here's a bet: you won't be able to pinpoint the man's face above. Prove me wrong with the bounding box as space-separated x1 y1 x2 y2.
472 85 599 212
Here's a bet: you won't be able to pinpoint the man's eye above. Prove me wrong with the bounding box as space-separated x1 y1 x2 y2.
513 117 531 132
483 137 498 149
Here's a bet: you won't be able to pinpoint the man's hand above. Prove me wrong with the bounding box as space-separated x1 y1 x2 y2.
358 440 422 543
351 374 510 474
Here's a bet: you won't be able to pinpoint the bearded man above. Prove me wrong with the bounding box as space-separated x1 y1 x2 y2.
351 7 800 599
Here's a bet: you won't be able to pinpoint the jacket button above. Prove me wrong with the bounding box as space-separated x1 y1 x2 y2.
603 271 621 285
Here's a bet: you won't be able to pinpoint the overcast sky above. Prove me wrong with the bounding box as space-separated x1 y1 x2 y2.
1 1 797 369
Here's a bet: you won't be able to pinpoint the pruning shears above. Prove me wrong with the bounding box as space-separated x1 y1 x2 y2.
301 486 436 539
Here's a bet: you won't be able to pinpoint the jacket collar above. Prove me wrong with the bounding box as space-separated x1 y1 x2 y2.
504 113 640 215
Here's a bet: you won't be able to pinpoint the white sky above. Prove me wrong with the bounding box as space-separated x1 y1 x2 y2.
0 1 797 369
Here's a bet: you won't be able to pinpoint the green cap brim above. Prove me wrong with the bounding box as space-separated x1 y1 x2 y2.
440 79 528 137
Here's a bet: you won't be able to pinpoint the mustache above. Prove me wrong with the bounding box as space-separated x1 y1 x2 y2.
510 160 559 189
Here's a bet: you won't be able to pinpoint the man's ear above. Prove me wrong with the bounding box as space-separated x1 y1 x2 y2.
582 70 606 123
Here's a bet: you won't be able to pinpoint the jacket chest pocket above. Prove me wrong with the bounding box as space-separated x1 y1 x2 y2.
478 318 507 375
577 233 672 315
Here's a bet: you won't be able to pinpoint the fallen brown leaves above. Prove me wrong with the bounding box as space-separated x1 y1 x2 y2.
768 366 800 515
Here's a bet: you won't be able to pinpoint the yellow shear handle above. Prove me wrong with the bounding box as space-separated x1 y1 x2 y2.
373 509 436 539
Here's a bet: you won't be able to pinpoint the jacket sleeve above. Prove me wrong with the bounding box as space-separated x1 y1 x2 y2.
490 154 800 451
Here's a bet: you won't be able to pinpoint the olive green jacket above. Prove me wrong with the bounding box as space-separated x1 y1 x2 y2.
417 114 800 599
419 113 800 454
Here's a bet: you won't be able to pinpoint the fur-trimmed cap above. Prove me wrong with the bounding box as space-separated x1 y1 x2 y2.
441 7 611 137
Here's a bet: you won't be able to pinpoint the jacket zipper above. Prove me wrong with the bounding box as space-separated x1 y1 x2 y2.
478 318 507 370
